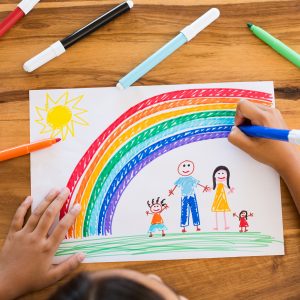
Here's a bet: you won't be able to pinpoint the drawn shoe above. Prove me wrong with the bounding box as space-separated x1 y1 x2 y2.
149 233 153 237
182 228 187 233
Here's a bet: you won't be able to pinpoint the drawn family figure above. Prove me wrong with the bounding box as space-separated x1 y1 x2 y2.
168 160 210 233
211 166 235 231
146 197 168 237
233 210 254 232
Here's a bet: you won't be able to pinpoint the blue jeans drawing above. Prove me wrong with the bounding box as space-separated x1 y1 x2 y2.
181 194 200 227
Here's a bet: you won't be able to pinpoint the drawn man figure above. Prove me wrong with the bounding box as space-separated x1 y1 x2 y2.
168 160 210 232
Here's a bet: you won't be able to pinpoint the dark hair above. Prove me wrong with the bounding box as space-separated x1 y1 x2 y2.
49 273 164 300
239 210 248 220
147 197 167 208
212 166 230 190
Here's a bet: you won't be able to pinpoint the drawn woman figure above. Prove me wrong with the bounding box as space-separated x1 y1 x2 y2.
233 210 254 232
211 166 235 230
146 197 168 237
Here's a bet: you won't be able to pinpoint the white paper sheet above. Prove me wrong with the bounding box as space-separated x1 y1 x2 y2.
30 81 284 263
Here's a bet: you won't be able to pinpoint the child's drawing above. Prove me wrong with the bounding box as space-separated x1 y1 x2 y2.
35 91 89 140
233 211 254 232
146 197 168 237
169 160 210 233
30 82 284 263
211 166 235 231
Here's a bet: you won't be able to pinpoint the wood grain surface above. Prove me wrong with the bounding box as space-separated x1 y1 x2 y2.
0 1 299 299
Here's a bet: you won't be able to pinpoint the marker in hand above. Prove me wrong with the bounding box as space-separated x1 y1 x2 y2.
0 0 40 37
23 1 134 72
239 125 300 145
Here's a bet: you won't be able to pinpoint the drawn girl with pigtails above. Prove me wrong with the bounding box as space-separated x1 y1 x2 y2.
146 197 168 237
211 166 235 230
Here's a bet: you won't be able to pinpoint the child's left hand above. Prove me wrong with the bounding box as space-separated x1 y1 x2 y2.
229 187 235 194
0 188 85 300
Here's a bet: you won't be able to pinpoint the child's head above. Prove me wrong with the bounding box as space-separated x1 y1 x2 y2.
212 166 231 189
239 210 248 220
177 160 195 176
147 197 167 213
49 270 186 300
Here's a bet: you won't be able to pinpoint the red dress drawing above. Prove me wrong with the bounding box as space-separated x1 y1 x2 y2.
239 216 249 228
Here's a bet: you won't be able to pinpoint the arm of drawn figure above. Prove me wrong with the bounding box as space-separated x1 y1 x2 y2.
249 212 254 217
229 100 300 214
228 187 235 194
233 212 238 218
168 185 177 196
146 211 153 216
197 183 211 192
0 188 84 300
162 204 169 211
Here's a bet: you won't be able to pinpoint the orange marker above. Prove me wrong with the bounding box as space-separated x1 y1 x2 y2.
0 138 61 162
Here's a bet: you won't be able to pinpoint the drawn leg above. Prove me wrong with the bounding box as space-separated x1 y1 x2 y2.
224 212 230 230
213 213 219 230
149 232 153 237
162 230 166 237
189 195 200 231
181 197 189 232
245 227 248 232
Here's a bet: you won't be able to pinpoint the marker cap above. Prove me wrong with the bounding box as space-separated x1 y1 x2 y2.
126 0 134 9
181 8 220 41
23 41 66 72
288 130 300 144
18 0 40 15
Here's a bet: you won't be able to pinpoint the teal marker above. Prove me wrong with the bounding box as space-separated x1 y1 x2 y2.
117 8 220 89
247 23 300 68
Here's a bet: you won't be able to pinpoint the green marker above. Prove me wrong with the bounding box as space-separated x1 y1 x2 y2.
247 23 300 68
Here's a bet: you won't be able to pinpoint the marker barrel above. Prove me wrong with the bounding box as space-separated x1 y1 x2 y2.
117 33 188 89
61 1 132 48
0 7 24 37
251 25 300 68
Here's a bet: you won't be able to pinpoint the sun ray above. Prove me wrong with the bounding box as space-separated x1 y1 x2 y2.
35 91 89 141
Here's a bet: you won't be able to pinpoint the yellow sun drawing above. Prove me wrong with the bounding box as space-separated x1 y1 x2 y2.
35 91 89 140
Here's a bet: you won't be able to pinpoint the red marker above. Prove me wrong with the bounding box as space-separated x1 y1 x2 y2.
0 0 40 37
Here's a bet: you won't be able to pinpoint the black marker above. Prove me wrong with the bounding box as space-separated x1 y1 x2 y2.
23 1 134 72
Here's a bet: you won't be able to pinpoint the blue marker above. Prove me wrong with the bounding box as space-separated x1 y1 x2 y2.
116 8 220 90
239 125 300 145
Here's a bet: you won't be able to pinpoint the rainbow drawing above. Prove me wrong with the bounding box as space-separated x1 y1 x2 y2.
59 88 273 239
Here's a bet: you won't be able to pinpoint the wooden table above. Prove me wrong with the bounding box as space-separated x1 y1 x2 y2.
0 0 299 299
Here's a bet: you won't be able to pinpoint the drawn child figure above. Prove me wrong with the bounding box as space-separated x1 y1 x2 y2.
233 210 254 232
211 166 235 231
169 160 210 233
146 197 168 237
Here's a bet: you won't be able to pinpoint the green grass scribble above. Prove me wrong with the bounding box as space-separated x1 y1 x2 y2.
55 232 282 259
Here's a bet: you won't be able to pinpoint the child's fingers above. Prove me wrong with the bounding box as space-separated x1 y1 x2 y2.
9 196 33 234
48 204 81 250
228 126 254 153
235 100 268 126
49 253 85 283
34 188 70 237
24 188 60 232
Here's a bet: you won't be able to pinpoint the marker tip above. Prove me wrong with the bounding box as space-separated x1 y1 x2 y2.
55 138 62 143
247 22 253 29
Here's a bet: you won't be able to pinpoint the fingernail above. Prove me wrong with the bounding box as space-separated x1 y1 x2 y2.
71 204 81 214
78 253 85 262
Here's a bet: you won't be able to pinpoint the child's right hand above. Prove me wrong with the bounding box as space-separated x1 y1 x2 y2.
228 100 300 175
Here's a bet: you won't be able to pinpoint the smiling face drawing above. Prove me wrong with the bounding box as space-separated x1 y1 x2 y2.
177 160 195 176
240 211 247 218
150 203 163 213
215 169 227 183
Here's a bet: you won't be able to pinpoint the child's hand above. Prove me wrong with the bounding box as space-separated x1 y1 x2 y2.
168 189 174 196
0 188 85 300
229 187 235 194
228 100 300 174
233 212 237 217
